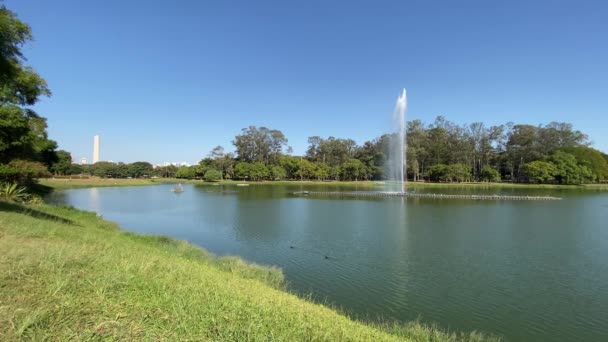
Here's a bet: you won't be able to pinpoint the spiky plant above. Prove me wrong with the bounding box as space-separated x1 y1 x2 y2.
0 182 29 202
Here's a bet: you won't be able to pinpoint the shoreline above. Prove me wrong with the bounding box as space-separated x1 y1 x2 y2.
39 177 608 191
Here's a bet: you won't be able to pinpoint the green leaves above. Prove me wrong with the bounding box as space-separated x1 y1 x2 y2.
557 146 608 182
0 181 28 201
522 150 599 185
175 166 196 179
523 161 558 183
0 5 32 80
0 6 50 106
204 169 222 182
427 164 473 183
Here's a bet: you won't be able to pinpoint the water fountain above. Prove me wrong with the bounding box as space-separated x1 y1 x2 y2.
386 88 407 194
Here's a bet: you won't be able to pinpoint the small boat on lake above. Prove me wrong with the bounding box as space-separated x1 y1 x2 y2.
171 183 185 193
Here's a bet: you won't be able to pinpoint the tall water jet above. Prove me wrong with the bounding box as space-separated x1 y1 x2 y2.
386 88 407 193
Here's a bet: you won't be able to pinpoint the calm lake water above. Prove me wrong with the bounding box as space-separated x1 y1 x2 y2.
47 183 608 341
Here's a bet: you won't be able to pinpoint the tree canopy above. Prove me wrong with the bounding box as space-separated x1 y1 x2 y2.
180 120 606 184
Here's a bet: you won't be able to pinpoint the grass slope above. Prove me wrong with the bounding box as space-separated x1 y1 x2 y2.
0 202 497 341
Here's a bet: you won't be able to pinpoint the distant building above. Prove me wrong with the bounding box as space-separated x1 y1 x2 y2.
93 135 100 163
80 157 88 165
154 161 192 168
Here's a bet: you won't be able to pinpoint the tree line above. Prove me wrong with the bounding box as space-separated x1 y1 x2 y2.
160 121 606 184
1 4 607 186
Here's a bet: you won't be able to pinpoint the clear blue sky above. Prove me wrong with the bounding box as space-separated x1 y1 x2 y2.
7 0 608 164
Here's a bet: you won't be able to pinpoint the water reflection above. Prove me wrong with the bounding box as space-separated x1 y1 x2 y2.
89 187 100 212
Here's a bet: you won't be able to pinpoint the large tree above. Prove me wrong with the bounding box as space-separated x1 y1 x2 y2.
406 120 429 181
0 5 57 180
306 136 357 167
208 145 235 180
50 150 72 175
128 162 154 178
233 126 287 165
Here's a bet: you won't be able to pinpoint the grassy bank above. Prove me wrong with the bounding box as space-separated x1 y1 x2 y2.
0 202 497 341
405 182 608 190
38 177 164 190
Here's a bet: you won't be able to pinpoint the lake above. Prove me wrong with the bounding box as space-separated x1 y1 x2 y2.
47 183 608 341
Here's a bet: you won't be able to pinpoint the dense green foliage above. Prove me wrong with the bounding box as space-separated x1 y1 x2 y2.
522 161 557 183
0 203 498 341
548 151 593 185
203 169 222 182
427 164 473 183
175 165 196 179
0 5 57 184
49 150 72 174
53 161 157 179
521 151 597 185
0 159 51 184
480 165 501 182
557 146 608 181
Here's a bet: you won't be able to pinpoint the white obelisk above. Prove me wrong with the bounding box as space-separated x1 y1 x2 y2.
93 135 100 163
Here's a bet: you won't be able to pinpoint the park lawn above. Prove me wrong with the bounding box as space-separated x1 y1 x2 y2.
38 177 163 190
0 202 497 341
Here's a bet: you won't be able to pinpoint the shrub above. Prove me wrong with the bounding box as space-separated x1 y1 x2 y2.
234 162 252 180
0 160 51 184
270 165 287 180
0 164 20 183
175 166 196 179
427 164 448 182
480 165 501 182
204 169 222 182
447 164 472 182
427 164 472 182
250 162 269 181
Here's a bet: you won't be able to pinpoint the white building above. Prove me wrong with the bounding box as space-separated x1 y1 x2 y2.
154 162 192 168
93 135 100 163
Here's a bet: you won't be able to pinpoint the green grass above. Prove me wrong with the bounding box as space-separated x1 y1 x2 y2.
0 201 499 341
38 177 165 190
